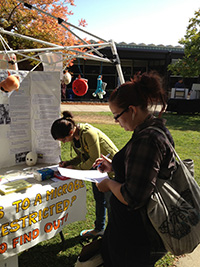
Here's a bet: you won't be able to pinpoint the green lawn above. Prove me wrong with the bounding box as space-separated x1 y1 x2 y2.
19 112 200 267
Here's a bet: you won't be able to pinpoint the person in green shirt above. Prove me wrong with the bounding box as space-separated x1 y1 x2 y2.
51 110 118 238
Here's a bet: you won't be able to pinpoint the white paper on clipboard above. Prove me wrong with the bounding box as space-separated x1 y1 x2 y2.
58 167 109 183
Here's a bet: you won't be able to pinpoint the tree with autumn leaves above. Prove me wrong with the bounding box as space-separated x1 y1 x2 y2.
0 0 88 69
168 9 200 80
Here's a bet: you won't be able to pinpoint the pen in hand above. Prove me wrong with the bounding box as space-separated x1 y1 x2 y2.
97 153 111 168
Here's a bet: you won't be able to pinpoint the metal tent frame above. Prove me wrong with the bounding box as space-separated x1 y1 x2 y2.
0 0 125 84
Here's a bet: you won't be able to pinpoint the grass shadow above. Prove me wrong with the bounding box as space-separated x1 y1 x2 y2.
164 113 200 131
18 234 84 267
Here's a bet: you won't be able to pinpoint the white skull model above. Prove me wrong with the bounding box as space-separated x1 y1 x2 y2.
26 152 38 166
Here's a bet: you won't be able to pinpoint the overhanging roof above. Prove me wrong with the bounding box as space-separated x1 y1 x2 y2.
116 42 184 53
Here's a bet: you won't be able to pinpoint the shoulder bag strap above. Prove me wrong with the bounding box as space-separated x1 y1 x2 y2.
146 126 181 163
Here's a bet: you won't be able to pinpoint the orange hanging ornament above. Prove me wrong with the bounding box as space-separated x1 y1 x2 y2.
72 76 88 96
0 71 20 93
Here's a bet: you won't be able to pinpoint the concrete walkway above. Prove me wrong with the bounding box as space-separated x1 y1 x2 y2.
61 102 200 267
61 102 110 112
61 102 162 113
176 246 200 267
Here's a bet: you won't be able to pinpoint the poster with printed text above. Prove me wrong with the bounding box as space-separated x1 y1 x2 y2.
0 70 61 169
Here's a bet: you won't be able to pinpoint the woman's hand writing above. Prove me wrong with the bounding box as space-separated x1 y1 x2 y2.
93 154 113 173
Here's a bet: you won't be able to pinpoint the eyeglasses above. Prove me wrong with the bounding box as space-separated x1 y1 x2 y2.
114 107 129 121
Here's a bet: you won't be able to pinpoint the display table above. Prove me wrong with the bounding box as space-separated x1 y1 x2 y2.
166 98 200 114
0 164 87 267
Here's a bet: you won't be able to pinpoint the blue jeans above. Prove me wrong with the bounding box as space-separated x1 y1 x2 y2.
92 183 111 231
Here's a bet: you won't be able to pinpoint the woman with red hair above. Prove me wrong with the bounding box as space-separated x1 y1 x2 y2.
94 72 176 266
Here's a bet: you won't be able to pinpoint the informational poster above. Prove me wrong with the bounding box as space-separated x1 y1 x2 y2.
0 70 61 168
0 70 30 168
30 71 61 164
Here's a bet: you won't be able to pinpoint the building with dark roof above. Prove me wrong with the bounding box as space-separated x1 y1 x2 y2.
66 42 198 101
